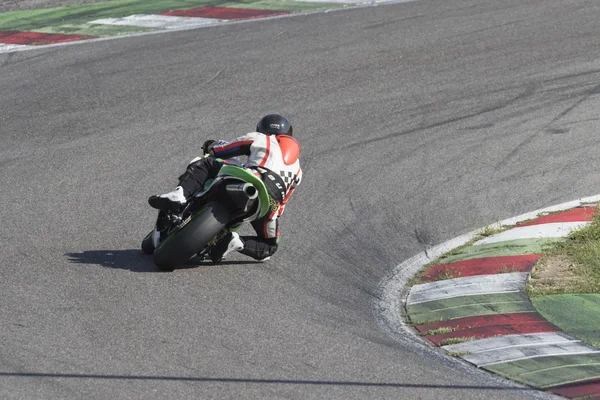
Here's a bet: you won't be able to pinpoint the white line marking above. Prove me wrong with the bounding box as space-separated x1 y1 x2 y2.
407 272 529 305
0 44 36 53
89 14 221 30
442 332 579 354
461 341 600 367
474 222 590 246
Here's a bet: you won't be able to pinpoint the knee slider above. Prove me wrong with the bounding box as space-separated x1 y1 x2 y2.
265 239 278 257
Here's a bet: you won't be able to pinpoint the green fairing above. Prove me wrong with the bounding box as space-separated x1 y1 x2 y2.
217 165 271 218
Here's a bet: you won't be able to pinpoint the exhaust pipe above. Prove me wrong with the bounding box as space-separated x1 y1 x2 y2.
226 183 258 200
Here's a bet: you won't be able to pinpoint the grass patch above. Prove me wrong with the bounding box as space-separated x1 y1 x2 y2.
528 205 600 296
424 327 455 336
434 267 463 281
446 351 470 357
439 336 478 346
406 317 446 327
479 222 504 237
497 264 521 274
411 267 463 286
406 271 427 287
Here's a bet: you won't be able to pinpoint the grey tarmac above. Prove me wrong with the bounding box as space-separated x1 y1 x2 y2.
2 0 599 399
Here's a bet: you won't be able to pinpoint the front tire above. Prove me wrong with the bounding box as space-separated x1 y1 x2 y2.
153 203 229 271
141 231 155 255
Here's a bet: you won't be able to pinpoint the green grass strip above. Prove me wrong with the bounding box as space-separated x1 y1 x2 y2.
532 294 600 348
0 0 344 32
436 238 561 265
407 292 534 324
484 353 600 388
34 23 159 36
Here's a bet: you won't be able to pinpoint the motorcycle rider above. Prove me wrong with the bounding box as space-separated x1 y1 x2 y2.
148 114 302 263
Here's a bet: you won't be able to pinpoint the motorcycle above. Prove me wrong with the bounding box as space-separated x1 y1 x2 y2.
141 164 271 271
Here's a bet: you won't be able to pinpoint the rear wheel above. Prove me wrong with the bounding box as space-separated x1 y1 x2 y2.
153 203 229 271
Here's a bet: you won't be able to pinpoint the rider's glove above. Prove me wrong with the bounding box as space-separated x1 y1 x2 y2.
202 139 216 155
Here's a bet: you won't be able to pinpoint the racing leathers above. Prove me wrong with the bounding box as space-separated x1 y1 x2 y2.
174 131 302 261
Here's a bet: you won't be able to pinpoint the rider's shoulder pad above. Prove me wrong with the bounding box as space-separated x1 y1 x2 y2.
276 135 300 165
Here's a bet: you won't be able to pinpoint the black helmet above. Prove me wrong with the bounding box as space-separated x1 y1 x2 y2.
256 114 293 136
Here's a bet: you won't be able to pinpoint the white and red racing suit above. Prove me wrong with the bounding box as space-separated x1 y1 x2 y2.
177 131 301 260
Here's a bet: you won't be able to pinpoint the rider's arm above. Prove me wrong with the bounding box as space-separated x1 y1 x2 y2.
203 139 229 155
210 133 256 159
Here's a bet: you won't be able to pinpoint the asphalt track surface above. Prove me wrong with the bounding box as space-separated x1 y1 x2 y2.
1 0 600 398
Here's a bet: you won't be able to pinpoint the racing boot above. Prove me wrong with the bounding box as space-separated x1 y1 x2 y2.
148 186 187 211
210 232 244 263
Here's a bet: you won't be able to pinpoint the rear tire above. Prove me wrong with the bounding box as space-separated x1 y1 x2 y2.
153 203 229 271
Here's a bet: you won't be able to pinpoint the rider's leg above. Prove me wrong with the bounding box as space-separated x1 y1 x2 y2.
148 156 223 211
209 211 279 262
239 213 279 261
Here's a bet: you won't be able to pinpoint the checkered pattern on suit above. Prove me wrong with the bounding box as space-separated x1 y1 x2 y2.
280 170 297 187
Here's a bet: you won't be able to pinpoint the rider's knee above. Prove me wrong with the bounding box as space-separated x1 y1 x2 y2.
240 237 278 260
264 239 278 258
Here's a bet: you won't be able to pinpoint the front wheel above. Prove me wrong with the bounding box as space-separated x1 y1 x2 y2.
141 231 155 255
152 203 229 271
